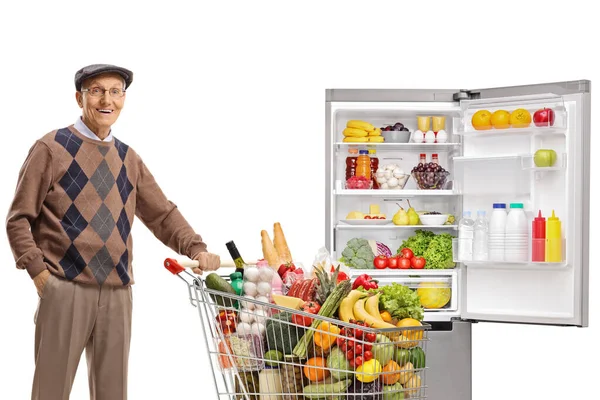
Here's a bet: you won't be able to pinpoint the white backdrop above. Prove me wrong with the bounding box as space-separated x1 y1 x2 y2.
0 1 597 399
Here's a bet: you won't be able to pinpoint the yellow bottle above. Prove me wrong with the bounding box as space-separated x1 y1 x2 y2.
545 210 562 262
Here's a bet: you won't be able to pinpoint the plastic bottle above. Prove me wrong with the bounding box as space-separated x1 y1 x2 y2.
368 148 379 189
345 147 359 180
505 203 528 262
531 210 546 262
473 211 489 261
488 203 507 261
431 153 439 165
419 153 427 165
355 150 371 180
545 210 562 262
458 211 475 261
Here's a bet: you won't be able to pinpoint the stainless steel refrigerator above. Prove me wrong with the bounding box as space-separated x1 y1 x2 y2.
325 81 590 400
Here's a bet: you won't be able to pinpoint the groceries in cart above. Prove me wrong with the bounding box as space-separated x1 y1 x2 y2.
167 223 430 399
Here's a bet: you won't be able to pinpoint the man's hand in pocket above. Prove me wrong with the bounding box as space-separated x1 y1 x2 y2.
33 270 51 297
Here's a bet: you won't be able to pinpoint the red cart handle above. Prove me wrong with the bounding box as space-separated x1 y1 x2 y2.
164 258 199 274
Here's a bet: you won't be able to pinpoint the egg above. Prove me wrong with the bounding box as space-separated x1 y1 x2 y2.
425 130 436 143
253 309 269 325
237 322 252 335
258 267 274 282
243 282 258 297
242 295 256 310
412 130 425 143
436 129 448 143
254 295 270 311
244 266 260 282
257 281 271 296
251 323 265 337
239 311 255 324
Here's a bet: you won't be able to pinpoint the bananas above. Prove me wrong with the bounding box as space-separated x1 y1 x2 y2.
365 293 384 321
342 120 384 143
343 137 369 143
347 120 375 131
339 290 367 323
343 127 369 138
353 298 396 329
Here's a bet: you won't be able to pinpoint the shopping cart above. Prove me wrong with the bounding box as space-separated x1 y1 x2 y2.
164 258 430 400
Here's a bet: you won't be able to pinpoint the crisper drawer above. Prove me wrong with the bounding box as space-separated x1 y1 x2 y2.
345 269 458 314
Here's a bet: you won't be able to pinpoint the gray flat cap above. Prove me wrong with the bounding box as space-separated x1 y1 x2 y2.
75 64 133 91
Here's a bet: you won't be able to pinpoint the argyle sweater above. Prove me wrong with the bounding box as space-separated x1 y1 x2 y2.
6 125 207 286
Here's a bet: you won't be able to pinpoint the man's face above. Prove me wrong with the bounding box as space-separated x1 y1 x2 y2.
75 73 126 132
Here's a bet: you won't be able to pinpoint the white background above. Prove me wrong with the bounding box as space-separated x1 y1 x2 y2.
0 1 597 399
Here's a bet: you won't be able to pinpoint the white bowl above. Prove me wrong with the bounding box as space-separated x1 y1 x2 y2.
419 214 449 225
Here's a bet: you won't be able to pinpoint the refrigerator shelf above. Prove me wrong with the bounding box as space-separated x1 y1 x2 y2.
336 223 458 230
335 188 457 196
461 260 568 270
335 142 460 152
455 125 566 137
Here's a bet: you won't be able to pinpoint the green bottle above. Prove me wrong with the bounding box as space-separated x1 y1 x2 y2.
229 272 244 309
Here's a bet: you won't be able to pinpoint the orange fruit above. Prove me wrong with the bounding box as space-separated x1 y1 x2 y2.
491 110 511 129
303 357 329 382
471 110 492 130
509 108 532 128
381 360 402 385
397 318 424 343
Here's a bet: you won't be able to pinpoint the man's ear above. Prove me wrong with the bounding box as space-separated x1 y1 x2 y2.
75 92 83 108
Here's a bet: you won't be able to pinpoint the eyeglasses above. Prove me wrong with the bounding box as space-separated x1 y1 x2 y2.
81 87 126 98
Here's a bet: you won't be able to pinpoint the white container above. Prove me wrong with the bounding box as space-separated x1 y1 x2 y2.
473 210 489 261
458 211 475 261
505 203 528 262
488 203 507 261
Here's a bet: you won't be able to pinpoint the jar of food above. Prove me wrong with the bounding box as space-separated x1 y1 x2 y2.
281 356 305 400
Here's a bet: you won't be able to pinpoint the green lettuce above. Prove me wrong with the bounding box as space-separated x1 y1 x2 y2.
422 233 455 269
374 283 423 321
398 229 435 257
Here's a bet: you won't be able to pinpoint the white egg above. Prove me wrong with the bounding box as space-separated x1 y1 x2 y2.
244 267 260 282
237 322 252 335
253 309 269 325
242 295 256 310
424 130 436 143
254 296 270 311
258 267 274 282
412 130 425 143
257 281 272 296
239 311 255 324
436 129 448 143
251 323 265 337
243 282 258 297
387 177 399 187
384 170 392 179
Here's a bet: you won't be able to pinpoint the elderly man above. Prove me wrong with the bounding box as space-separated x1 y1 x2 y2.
6 64 220 400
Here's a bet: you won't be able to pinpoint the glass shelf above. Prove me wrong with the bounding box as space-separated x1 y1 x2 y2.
335 224 458 230
335 142 460 152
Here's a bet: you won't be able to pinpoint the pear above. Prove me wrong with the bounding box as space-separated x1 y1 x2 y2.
393 203 410 226
407 200 420 225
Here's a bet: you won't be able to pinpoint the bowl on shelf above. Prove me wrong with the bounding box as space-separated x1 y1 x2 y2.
345 176 373 189
377 173 410 190
382 130 411 143
419 213 450 225
411 170 450 190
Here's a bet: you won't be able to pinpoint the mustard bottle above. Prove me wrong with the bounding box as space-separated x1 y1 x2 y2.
545 210 562 262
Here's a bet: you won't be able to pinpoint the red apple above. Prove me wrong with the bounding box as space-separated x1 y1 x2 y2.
533 108 555 127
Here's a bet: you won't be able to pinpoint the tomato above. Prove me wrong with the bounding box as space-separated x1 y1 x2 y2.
336 336 345 348
399 257 411 269
354 356 364 367
411 256 426 269
354 344 364 356
346 349 355 361
400 248 414 259
364 215 372 219
353 327 364 340
363 351 373 362
387 256 400 269
365 332 377 343
364 343 373 352
373 255 388 269
292 301 320 326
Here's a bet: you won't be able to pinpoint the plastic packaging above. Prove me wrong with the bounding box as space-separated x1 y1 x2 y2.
259 366 283 400
489 203 508 261
473 211 489 261
505 203 528 262
355 150 371 180
458 211 474 261
531 210 546 262
546 210 562 262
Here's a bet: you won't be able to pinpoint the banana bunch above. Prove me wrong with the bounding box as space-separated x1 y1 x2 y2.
343 120 384 143
339 291 396 329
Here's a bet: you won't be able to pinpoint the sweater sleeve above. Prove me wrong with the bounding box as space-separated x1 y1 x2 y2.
6 141 53 279
134 155 208 258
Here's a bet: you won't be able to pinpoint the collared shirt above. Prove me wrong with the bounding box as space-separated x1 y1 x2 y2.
74 117 113 142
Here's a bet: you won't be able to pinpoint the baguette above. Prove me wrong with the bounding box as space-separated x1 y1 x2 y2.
261 230 281 267
273 222 292 263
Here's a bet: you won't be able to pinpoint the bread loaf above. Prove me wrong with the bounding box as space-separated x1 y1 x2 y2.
261 230 281 267
273 222 292 263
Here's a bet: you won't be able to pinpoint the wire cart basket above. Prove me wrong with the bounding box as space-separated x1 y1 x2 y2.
165 258 430 400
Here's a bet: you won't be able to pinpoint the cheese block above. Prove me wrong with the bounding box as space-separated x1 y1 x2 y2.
369 204 381 215
272 294 305 310
346 211 365 219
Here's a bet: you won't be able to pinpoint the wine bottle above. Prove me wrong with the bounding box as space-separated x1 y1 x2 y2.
226 240 246 276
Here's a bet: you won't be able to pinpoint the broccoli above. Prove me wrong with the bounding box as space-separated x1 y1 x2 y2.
340 238 375 269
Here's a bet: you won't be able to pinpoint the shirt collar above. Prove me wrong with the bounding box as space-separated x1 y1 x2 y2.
74 117 113 142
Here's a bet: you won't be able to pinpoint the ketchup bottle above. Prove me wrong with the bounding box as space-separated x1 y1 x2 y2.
345 148 358 180
368 148 379 189
531 210 546 262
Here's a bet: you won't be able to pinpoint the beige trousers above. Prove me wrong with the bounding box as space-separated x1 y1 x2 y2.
32 273 132 400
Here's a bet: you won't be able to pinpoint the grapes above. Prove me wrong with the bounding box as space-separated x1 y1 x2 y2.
380 121 408 132
411 161 450 189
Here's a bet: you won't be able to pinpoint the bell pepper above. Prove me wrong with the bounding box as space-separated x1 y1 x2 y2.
331 265 349 284
216 310 237 335
291 301 321 327
314 321 341 350
352 274 379 291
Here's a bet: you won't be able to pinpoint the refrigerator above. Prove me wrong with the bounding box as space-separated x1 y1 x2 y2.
325 80 591 400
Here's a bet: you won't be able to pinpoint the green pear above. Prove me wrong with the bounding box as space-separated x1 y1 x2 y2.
393 204 410 226
407 200 420 225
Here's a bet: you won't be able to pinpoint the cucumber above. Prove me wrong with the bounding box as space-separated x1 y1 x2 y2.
205 273 236 307
303 379 351 399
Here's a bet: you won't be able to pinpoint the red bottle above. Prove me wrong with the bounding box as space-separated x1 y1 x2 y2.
368 149 379 189
345 148 358 180
531 210 546 262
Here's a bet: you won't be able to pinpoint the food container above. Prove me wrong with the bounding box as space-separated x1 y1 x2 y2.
411 170 450 190
419 214 450 225
382 130 411 143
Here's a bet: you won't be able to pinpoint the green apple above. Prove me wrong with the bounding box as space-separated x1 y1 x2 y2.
534 149 557 167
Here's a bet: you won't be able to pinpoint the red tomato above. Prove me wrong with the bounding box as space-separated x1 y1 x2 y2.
400 248 414 259
365 332 377 343
399 257 411 269
354 356 364 367
411 256 426 269
387 256 400 269
373 255 388 269
363 351 373 362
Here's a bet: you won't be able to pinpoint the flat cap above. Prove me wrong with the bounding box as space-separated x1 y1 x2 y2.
74 64 133 91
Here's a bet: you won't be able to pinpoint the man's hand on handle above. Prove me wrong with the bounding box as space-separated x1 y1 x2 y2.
33 269 51 297
192 252 221 275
